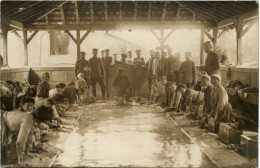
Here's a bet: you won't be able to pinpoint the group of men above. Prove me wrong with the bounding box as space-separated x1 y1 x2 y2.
148 41 235 129
75 48 146 99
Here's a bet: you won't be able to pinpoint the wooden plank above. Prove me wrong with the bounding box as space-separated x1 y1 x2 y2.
104 1 108 22
161 1 168 23
90 2 94 22
218 9 258 28
60 5 65 24
1 15 23 29
147 2 152 22
74 2 79 24
80 30 91 44
27 30 39 44
134 2 138 22
64 30 77 43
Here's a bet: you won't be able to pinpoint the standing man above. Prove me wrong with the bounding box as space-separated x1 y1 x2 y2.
204 41 220 75
126 51 133 65
152 51 160 77
147 50 155 98
157 51 167 78
101 50 105 63
89 48 106 99
75 51 91 85
133 49 145 66
179 52 197 88
166 48 175 82
103 49 113 97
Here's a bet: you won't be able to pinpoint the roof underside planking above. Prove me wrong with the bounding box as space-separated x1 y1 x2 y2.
1 1 259 31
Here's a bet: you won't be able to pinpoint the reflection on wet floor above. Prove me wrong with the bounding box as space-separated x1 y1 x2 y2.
54 102 216 167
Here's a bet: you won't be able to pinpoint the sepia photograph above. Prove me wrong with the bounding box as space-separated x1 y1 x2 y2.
0 0 259 167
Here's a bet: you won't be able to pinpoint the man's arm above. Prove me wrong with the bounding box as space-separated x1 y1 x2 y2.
16 116 34 166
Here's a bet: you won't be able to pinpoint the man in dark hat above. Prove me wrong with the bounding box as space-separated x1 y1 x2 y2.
89 48 105 99
120 54 127 64
133 49 145 66
203 41 220 75
75 51 91 84
126 51 133 65
103 49 113 97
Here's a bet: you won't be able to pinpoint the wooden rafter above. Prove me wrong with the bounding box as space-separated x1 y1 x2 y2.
133 2 138 22
74 2 79 24
60 5 65 24
27 30 39 44
65 30 77 43
45 15 49 25
90 2 94 22
161 1 168 23
80 30 91 44
147 2 152 22
104 1 108 22
1 16 23 29
119 2 122 20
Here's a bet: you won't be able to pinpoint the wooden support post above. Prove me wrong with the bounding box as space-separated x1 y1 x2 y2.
23 30 29 66
212 29 218 49
1 24 9 66
234 20 244 65
76 30 80 60
147 2 152 22
200 27 205 66
160 29 165 55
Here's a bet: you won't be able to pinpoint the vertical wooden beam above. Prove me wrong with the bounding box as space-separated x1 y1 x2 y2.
76 30 81 60
60 5 65 24
45 15 49 25
147 2 152 22
234 20 244 65
200 27 205 66
1 24 9 66
90 2 94 22
104 1 108 23
160 29 165 55
133 2 138 22
212 29 218 49
176 7 181 21
23 30 28 66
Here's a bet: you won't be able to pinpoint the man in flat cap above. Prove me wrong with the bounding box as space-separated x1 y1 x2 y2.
126 51 133 65
103 49 113 97
203 41 220 75
89 48 105 99
133 49 145 66
75 51 91 85
179 52 197 88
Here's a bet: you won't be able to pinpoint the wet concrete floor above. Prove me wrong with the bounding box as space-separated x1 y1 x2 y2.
53 101 216 167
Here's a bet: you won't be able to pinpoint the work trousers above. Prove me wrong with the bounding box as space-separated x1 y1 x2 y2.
91 77 105 98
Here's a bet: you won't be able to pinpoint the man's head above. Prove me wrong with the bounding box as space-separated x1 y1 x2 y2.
80 51 86 60
92 48 98 57
155 51 160 58
42 72 50 82
204 41 212 54
178 83 186 94
121 54 127 62
135 49 141 57
211 73 221 86
185 52 192 60
175 52 181 60
128 51 132 58
55 83 66 93
150 50 155 58
105 49 109 56
52 93 67 104
101 50 105 57
117 68 123 76
201 74 210 86
167 48 172 55
113 54 118 61
32 106 53 122
20 97 35 112
161 51 167 59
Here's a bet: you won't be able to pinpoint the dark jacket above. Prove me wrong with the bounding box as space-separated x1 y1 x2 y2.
205 51 220 75
89 56 104 78
75 59 89 76
157 58 167 78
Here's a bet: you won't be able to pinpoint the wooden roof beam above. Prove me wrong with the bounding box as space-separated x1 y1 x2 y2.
1 16 23 29
104 1 108 22
149 29 161 41
60 5 65 24
218 9 258 28
45 15 49 25
12 31 23 42
74 2 79 24
64 30 77 43
80 30 91 44
119 2 123 21
134 2 138 22
147 2 152 22
161 1 168 23
27 30 39 44
90 2 94 22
